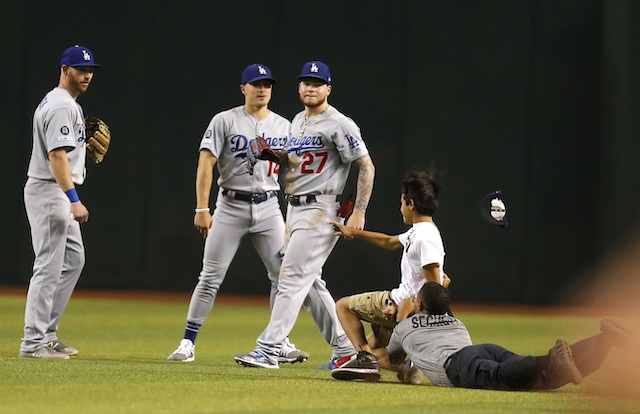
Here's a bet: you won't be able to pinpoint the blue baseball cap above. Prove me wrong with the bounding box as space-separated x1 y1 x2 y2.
60 45 101 68
298 61 331 85
241 64 277 85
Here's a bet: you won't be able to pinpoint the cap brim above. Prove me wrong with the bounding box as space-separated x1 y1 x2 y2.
243 76 277 85
67 63 102 68
298 75 328 84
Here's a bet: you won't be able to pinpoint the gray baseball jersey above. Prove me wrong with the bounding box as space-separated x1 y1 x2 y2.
388 313 472 386
285 105 368 195
200 106 288 193
27 87 87 184
391 222 446 304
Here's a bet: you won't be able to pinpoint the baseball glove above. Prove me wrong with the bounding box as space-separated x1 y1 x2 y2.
85 117 111 164
337 193 355 218
246 136 280 174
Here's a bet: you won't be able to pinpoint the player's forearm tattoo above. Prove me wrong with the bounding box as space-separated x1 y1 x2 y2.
354 155 375 212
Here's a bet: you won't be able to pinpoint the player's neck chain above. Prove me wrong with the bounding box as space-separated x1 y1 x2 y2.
298 118 311 140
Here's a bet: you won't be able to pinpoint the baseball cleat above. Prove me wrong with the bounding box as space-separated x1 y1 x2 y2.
50 340 79 356
277 341 310 364
396 359 424 385
331 351 380 382
18 345 70 360
167 339 195 362
235 350 279 369
545 339 582 388
317 354 355 370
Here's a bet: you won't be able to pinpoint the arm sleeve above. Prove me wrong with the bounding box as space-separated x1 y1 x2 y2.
46 108 77 152
418 238 441 267
333 118 368 163
387 325 405 360
200 114 227 158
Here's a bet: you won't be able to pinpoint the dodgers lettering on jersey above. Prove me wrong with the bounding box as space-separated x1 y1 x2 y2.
27 87 87 185
285 105 368 196
199 106 290 193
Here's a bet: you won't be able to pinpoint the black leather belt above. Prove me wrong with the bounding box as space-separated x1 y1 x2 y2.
286 195 316 206
286 195 340 206
222 189 277 204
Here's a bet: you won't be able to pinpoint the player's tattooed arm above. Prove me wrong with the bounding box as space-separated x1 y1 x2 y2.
345 154 375 230
353 154 375 212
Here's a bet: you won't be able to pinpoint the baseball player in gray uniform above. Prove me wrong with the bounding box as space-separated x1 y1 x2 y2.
235 61 376 369
20 45 101 359
167 64 308 363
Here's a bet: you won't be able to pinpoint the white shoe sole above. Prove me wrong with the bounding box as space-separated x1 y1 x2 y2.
234 356 279 369
167 354 195 362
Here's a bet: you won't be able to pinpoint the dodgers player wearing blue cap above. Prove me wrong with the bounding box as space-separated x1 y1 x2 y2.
20 45 101 359
235 61 376 370
167 64 308 363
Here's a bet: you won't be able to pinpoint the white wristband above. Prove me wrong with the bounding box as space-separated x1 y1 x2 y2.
195 208 210 213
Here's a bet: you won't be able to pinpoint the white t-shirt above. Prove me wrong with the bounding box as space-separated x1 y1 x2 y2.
27 87 87 184
390 221 445 304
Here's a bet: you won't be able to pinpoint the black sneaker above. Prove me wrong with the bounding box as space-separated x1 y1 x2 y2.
331 350 381 382
544 339 582 389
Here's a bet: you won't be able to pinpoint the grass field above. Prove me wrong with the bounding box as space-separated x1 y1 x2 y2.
1 291 638 413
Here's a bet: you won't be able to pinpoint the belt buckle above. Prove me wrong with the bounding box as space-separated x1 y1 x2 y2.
251 193 260 204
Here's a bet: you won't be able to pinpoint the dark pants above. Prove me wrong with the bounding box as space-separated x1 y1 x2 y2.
446 344 542 390
445 334 612 390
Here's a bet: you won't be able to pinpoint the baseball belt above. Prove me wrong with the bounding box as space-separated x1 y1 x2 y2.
286 195 340 206
222 189 277 204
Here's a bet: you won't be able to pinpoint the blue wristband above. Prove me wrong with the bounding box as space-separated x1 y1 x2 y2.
65 188 80 203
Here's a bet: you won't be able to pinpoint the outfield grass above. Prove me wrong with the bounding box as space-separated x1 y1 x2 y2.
0 292 638 413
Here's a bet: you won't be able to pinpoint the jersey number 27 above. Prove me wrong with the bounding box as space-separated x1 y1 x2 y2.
301 151 328 174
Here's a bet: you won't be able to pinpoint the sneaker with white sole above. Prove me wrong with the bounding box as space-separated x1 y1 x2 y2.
167 339 195 362
51 340 78 356
331 350 381 382
234 350 279 369
18 345 69 360
396 359 424 385
277 340 310 364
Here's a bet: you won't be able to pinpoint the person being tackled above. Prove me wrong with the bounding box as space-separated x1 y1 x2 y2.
329 169 449 382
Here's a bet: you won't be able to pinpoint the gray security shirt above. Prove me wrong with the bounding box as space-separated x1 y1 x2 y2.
388 313 473 386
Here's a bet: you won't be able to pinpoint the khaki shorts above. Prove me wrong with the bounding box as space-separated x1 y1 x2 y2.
348 290 396 346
